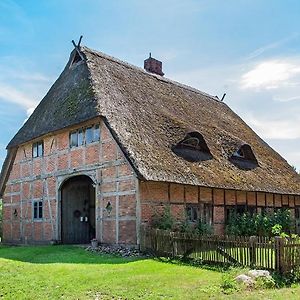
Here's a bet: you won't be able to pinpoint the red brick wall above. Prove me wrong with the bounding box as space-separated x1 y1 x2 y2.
139 181 298 236
2 118 138 245
97 123 137 245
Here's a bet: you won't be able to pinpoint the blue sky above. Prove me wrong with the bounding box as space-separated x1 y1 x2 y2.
0 0 300 170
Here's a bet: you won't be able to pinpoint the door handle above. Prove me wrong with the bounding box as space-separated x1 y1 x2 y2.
85 216 88 222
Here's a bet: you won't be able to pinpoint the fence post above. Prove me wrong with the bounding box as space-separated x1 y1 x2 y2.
249 236 257 268
170 232 175 258
275 236 285 274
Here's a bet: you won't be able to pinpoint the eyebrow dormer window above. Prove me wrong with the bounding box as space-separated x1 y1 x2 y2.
230 144 258 170
172 132 213 162
234 148 245 158
181 137 202 148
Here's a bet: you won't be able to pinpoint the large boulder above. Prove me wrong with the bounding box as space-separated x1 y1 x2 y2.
235 274 254 285
248 270 270 279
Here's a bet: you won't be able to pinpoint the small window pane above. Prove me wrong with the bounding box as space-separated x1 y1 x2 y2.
78 129 84 146
192 207 198 221
33 202 38 219
38 202 43 219
186 206 198 222
203 204 212 225
86 127 93 144
94 125 100 141
38 142 43 157
33 143 38 158
70 131 78 147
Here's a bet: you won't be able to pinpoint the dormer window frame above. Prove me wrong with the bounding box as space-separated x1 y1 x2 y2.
181 137 202 150
233 148 245 158
230 143 258 170
172 131 213 162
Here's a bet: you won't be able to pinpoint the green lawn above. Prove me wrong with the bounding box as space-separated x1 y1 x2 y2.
0 245 299 299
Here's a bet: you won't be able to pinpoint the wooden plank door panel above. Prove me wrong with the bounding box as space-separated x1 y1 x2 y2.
62 177 94 244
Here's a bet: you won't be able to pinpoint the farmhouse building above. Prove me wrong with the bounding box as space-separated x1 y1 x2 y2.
0 44 300 245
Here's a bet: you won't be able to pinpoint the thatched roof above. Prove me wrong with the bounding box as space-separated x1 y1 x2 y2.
4 46 300 195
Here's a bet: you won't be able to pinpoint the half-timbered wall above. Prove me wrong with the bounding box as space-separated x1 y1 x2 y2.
139 181 300 235
2 118 138 244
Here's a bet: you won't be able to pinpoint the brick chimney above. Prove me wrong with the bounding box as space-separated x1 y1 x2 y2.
144 53 164 76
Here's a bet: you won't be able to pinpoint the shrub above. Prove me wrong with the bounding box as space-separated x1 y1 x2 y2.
255 276 276 289
152 206 175 230
196 219 213 235
220 273 238 294
152 207 212 236
179 220 196 234
226 209 293 237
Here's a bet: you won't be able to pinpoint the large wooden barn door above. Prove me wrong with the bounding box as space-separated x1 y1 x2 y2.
61 176 95 244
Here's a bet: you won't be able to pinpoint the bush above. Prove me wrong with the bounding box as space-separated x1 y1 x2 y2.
220 273 238 294
196 219 213 235
225 209 293 237
179 220 196 234
152 206 175 230
152 207 212 235
255 276 276 289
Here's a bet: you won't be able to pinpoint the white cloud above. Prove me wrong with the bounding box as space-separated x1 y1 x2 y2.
4 71 52 82
246 33 299 60
26 107 35 117
246 116 300 140
0 59 52 110
240 60 300 89
22 106 36 123
273 95 300 102
286 152 300 171
0 83 38 109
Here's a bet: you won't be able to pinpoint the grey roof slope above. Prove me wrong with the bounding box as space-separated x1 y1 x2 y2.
5 46 300 195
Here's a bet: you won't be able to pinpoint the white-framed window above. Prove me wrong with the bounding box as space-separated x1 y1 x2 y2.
33 201 43 220
69 124 100 148
186 203 212 224
32 141 44 158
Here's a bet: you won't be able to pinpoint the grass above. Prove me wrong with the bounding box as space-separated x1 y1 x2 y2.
0 245 300 299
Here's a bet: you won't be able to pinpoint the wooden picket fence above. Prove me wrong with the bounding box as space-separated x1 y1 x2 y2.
140 227 300 274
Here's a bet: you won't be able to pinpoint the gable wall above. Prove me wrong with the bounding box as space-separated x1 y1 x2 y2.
2 118 138 244
140 181 300 234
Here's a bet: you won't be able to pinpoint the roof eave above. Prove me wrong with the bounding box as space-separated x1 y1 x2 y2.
0 148 17 198
102 117 144 180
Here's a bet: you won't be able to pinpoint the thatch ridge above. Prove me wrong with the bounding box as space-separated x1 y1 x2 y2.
80 46 221 103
